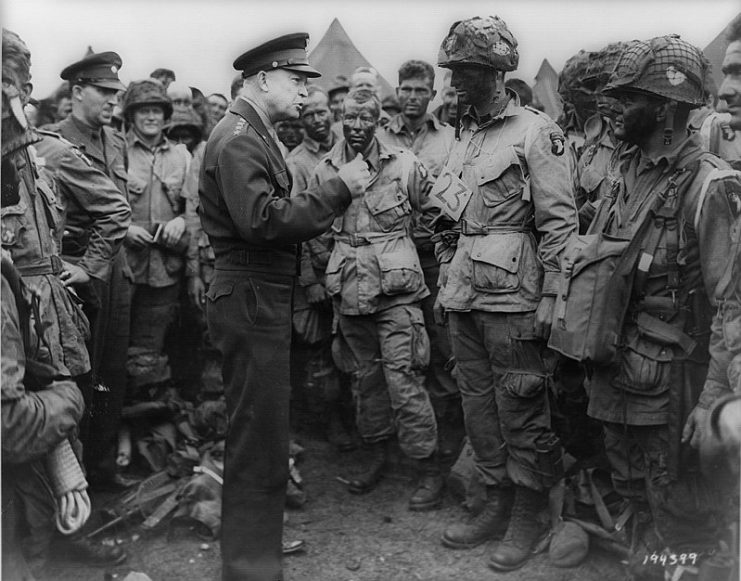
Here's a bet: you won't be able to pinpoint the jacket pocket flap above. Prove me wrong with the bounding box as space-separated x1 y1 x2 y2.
205 281 234 301
471 234 522 274
364 185 406 216
377 250 419 272
477 147 520 185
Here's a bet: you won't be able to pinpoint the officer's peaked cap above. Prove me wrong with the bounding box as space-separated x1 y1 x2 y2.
233 33 320 79
61 51 126 91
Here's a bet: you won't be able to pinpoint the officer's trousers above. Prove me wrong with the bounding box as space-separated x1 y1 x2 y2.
338 303 437 460
206 269 293 581
448 310 559 492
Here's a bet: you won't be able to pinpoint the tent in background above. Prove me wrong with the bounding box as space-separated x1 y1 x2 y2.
309 18 394 98
532 59 562 121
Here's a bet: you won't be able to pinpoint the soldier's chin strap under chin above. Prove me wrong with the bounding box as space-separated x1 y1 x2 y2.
663 101 677 146
2 82 28 130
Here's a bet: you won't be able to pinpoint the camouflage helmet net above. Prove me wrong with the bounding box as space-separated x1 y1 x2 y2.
603 35 709 107
438 16 519 72
558 50 593 99
582 42 627 93
123 78 173 120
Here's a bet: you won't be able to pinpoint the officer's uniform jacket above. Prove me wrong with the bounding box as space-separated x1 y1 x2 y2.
575 114 616 232
1 134 90 376
198 97 350 276
380 113 455 249
32 130 131 281
587 135 741 425
312 138 438 316
126 131 191 288
438 99 577 313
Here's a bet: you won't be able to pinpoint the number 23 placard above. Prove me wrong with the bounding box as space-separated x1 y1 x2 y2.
428 167 473 222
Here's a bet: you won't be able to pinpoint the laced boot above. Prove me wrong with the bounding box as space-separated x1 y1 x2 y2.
347 440 387 494
441 486 514 549
408 453 444 511
488 486 549 572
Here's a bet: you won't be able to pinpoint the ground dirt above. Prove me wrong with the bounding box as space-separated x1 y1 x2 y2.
41 435 625 581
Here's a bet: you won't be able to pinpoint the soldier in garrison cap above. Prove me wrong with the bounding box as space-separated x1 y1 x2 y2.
43 49 133 489
435 16 577 572
199 32 370 581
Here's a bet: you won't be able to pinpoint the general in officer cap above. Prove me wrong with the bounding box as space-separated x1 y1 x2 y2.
60 51 127 91
233 32 320 79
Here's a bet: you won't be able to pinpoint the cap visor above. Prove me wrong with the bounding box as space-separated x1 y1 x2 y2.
89 79 127 91
283 64 321 78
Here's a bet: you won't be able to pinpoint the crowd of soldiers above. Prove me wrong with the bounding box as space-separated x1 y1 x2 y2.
2 10 741 581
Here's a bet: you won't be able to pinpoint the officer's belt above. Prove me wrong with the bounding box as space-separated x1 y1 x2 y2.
15 255 64 276
334 231 406 247
215 248 297 275
459 220 532 236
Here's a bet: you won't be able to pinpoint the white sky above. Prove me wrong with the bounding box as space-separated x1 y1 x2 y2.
3 0 739 100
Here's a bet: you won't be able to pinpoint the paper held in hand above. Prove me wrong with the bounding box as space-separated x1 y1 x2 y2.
428 167 473 222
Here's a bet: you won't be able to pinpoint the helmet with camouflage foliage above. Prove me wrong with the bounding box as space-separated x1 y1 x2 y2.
558 50 593 99
582 42 627 93
438 16 519 72
603 35 710 107
122 78 173 122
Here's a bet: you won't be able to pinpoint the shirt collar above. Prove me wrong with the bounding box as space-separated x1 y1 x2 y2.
330 137 393 171
239 95 274 134
70 113 102 140
126 129 169 150
301 132 335 154
461 96 518 129
635 134 698 174
386 113 442 135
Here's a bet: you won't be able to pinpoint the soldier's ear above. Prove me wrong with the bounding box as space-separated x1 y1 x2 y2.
256 71 270 93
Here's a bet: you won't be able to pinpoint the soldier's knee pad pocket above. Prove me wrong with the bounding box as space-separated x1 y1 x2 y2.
502 371 546 399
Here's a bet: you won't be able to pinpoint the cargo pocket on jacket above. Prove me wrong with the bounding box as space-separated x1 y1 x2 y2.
378 251 423 296
365 183 410 232
324 253 345 297
470 234 522 293
1 200 28 249
579 165 605 203
407 307 430 370
477 146 526 207
612 328 672 396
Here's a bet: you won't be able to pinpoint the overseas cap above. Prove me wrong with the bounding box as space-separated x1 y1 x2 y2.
604 35 710 107
438 16 519 72
233 32 320 79
61 51 126 91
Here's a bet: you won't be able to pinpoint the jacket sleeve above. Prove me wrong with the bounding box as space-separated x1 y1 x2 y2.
525 120 578 296
53 145 132 280
215 131 350 245
407 154 440 242
1 278 84 465
183 147 204 278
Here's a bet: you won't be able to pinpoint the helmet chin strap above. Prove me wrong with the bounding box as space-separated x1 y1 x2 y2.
663 101 677 146
2 82 28 130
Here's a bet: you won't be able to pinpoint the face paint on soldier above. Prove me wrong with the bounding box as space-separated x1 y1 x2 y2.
133 105 165 143
261 68 309 122
449 65 500 110
397 77 435 121
74 84 118 128
719 40 741 130
300 92 331 143
612 91 662 145
342 99 377 154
